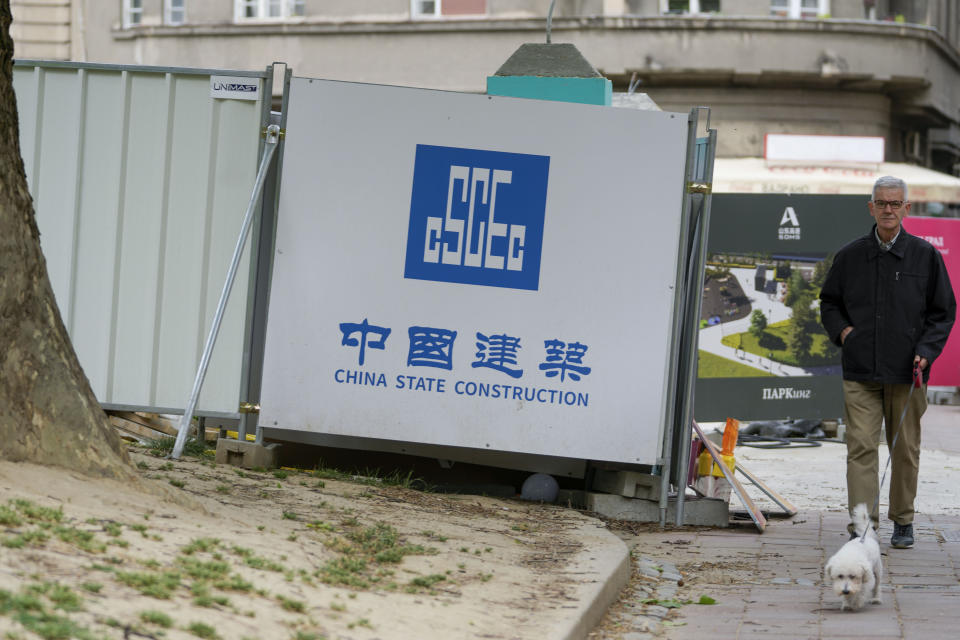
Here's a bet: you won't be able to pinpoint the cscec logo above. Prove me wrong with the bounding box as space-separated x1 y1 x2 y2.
404 144 550 291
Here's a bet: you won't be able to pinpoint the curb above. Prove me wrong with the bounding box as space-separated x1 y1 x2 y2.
595 553 687 640
551 520 631 640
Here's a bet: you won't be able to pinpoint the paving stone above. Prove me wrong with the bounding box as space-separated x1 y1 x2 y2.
657 583 679 599
644 605 669 619
630 618 657 633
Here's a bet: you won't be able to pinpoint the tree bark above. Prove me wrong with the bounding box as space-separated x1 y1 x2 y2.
0 3 132 478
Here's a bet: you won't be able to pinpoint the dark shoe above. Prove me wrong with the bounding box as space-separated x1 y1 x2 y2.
891 523 914 548
849 530 859 541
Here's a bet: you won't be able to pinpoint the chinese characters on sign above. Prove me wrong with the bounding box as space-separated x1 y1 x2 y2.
335 317 592 408
338 318 390 366
538 339 592 382
473 332 523 378
407 326 457 370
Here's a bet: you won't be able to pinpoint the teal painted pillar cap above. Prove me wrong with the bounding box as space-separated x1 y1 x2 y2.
486 43 612 107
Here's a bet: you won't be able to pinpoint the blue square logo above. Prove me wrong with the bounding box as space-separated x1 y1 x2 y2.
404 145 550 291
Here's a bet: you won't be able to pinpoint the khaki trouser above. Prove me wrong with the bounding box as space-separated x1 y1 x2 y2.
843 380 927 531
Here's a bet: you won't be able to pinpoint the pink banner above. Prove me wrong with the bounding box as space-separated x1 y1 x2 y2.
904 217 960 386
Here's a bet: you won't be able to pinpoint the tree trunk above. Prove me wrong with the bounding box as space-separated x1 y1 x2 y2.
0 3 132 478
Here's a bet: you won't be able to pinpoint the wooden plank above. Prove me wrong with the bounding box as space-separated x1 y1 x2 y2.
108 415 168 442
736 463 798 517
109 411 178 436
692 420 767 532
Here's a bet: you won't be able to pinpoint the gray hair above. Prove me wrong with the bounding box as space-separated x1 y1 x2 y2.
872 175 908 201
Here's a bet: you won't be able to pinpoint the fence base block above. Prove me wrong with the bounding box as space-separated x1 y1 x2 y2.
585 493 729 527
215 439 280 469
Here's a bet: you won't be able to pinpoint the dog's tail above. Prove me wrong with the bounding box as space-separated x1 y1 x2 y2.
851 503 871 537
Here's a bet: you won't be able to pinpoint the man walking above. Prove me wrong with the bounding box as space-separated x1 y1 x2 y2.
820 176 956 548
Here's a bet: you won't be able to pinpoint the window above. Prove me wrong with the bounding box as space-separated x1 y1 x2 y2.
235 0 304 20
663 0 720 14
770 0 829 18
411 0 487 19
413 0 438 17
800 0 821 18
165 0 185 25
123 0 142 28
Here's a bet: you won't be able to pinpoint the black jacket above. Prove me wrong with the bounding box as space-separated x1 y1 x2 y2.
819 225 956 384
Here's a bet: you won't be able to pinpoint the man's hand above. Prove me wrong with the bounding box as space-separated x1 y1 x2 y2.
840 326 854 344
914 355 929 371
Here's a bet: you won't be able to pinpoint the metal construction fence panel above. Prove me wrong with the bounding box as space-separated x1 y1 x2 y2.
13 61 271 416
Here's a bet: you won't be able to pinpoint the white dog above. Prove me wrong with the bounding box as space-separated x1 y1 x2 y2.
824 503 883 611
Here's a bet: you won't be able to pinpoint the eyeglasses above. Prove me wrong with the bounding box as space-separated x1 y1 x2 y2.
873 200 905 209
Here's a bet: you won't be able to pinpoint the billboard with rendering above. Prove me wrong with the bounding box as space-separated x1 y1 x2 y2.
696 194 959 421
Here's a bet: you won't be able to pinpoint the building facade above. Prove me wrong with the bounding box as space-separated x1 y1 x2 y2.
10 1 960 174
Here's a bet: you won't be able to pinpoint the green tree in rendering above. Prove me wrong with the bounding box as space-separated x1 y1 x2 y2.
749 309 768 339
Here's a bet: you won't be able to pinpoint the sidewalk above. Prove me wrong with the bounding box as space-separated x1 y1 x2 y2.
590 404 960 639
632 509 960 639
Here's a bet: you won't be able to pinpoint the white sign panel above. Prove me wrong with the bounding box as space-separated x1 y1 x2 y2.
259 78 689 464
765 134 884 165
210 75 260 100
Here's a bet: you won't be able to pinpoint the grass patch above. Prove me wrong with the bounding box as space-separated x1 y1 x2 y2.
148 436 211 459
213 574 253 592
315 523 432 588
0 585 97 640
697 350 776 378
44 584 83 612
53 526 106 553
3 529 49 549
177 557 231 581
182 537 220 555
720 319 838 368
409 574 446 590
79 582 102 594
229 546 285 572
243 554 286 572
139 610 173 628
11 500 63 524
115 570 181 599
187 621 220 639
0 505 23 526
316 557 370 589
420 530 448 542
277 595 305 612
192 587 230 608
309 463 430 491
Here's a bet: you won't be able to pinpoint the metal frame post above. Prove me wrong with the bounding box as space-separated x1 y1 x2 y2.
673 119 717 525
658 108 706 526
237 63 293 444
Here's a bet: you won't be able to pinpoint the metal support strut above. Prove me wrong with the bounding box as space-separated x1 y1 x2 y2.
171 124 282 460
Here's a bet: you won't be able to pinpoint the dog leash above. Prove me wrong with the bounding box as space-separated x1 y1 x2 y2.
861 362 923 542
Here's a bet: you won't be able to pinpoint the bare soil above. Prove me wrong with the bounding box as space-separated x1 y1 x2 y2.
0 447 610 640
